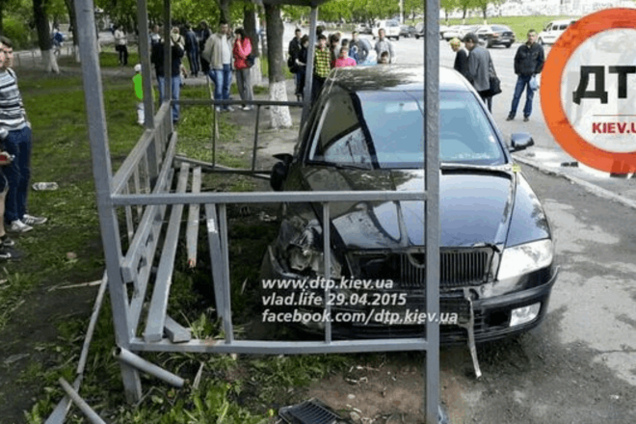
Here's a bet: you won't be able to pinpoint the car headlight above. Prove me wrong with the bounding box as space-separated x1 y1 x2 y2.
287 226 342 279
497 239 553 281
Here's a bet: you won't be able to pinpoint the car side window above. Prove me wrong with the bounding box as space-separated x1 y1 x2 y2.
559 24 567 30
309 90 372 166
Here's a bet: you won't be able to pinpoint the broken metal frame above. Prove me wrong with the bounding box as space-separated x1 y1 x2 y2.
74 0 442 422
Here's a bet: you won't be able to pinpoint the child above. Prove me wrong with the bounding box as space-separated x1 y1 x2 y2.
334 47 356 68
133 64 144 126
378 51 390 64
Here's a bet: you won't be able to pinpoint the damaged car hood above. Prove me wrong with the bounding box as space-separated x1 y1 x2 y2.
301 166 518 249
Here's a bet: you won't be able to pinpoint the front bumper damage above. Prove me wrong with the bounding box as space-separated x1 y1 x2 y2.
260 245 559 376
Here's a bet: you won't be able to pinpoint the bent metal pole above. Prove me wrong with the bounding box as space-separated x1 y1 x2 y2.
113 347 185 387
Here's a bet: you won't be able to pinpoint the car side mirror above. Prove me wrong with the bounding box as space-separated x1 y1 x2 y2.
509 133 534 152
270 153 293 191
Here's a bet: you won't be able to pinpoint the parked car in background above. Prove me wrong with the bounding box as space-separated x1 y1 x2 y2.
538 19 577 45
439 24 450 39
263 65 558 344
355 23 372 35
443 25 479 41
476 24 516 48
414 22 425 39
400 24 417 38
372 19 401 40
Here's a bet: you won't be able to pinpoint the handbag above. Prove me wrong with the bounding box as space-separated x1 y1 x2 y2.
488 75 502 96
246 53 256 68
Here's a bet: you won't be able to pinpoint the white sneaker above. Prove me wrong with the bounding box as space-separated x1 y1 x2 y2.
9 220 32 233
242 105 252 111
225 106 235 112
23 214 47 225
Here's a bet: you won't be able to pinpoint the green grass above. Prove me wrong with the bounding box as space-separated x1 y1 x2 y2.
440 15 577 42
8 62 357 424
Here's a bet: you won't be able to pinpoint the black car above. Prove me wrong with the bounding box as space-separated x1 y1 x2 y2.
399 24 417 38
476 24 516 48
261 65 558 344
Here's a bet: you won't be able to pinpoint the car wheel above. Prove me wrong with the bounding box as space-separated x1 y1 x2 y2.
395 36 400 41
505 43 512 48
538 38 544 45
486 40 493 48
415 34 419 39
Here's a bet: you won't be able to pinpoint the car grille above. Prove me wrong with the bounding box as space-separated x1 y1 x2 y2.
354 247 494 288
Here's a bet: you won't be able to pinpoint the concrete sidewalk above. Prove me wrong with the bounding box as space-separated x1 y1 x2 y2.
513 147 636 210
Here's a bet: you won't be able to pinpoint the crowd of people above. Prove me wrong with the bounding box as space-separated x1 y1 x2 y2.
286 26 397 102
131 20 257 125
0 36 48 261
450 29 544 119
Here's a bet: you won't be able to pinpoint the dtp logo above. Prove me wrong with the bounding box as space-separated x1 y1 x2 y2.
541 8 636 173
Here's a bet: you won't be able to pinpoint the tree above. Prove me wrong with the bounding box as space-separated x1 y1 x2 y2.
63 0 79 61
243 1 263 86
264 2 291 128
440 0 458 24
33 0 59 72
457 0 475 23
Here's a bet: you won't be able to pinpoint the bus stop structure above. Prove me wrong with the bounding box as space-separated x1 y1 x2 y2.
66 0 445 422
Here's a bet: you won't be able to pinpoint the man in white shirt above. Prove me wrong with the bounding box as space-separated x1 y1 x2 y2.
374 29 395 64
202 21 234 111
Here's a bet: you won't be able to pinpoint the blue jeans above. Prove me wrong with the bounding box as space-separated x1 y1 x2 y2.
210 64 232 108
509 75 534 118
3 126 31 224
157 75 181 122
187 49 200 76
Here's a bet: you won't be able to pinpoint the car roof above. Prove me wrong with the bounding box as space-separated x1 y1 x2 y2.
325 65 473 93
547 19 576 25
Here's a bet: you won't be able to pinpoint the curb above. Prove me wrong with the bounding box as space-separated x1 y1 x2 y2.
514 155 636 211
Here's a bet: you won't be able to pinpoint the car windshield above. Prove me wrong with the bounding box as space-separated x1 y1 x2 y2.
307 89 506 169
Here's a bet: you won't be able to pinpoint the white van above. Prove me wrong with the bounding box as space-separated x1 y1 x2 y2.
372 19 400 40
538 19 576 45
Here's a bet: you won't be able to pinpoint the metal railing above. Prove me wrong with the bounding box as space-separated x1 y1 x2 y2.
65 0 444 423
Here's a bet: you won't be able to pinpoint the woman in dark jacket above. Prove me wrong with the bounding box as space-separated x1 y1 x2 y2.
294 35 309 101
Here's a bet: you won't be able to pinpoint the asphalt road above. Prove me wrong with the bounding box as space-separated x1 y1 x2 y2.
280 26 636 422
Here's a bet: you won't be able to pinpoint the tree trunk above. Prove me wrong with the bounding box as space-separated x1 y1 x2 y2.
33 0 59 73
244 3 262 87
217 0 232 25
64 0 80 62
264 3 291 129
482 6 488 23
0 0 4 35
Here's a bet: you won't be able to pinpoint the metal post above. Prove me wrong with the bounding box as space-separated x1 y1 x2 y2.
301 7 318 125
323 202 332 343
74 0 141 403
424 0 441 421
58 378 107 424
114 348 185 387
163 0 172 112
251 105 262 171
136 0 155 129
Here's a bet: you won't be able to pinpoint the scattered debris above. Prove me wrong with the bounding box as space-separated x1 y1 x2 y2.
560 161 579 167
48 280 102 291
32 182 59 191
192 362 204 390
258 211 277 222
3 353 29 365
